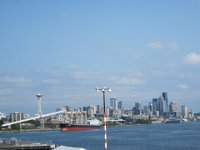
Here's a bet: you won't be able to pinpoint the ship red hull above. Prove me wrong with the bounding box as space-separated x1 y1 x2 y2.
60 123 101 132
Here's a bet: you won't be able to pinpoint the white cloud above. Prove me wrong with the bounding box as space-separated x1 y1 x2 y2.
72 71 145 86
42 79 59 85
178 84 189 89
184 52 200 65
148 41 179 50
0 76 31 85
110 76 145 86
148 41 164 49
67 64 79 69
72 72 92 80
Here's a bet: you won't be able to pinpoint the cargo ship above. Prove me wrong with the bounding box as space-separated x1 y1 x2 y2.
60 119 101 132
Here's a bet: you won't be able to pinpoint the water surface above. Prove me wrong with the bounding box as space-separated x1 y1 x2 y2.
1 123 200 150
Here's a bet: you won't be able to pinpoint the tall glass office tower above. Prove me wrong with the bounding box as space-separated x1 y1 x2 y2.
162 92 169 113
110 97 117 109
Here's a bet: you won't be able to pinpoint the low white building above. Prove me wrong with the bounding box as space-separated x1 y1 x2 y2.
0 112 6 120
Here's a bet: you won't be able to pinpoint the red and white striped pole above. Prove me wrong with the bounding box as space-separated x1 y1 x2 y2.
104 113 108 150
96 87 111 150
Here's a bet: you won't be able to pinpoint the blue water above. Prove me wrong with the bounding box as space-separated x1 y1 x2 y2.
1 123 200 150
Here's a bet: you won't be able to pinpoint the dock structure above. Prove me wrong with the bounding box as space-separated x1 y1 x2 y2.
0 138 55 150
0 138 87 150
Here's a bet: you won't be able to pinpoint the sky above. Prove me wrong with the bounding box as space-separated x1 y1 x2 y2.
0 0 200 115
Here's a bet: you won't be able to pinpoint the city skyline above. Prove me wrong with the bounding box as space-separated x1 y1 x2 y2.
0 91 195 116
0 1 200 114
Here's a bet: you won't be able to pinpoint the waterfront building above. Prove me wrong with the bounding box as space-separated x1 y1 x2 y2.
87 105 95 118
188 112 194 120
106 107 110 118
55 108 88 124
110 97 118 109
132 114 149 120
118 101 123 110
155 110 159 117
148 102 153 113
109 108 122 119
76 111 87 124
169 101 178 117
96 104 103 115
135 102 143 115
10 112 24 122
152 98 159 116
135 102 142 109
132 102 143 115
82 106 87 112
142 105 152 116
132 106 140 115
64 106 70 111
124 110 132 117
181 105 188 118
78 107 83 112
0 112 6 120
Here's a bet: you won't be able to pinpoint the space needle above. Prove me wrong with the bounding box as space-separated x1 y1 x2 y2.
36 93 44 129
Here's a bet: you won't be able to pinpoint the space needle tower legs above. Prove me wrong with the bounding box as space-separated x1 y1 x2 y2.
36 94 44 130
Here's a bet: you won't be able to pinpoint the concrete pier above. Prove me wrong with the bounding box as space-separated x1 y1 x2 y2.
0 138 55 150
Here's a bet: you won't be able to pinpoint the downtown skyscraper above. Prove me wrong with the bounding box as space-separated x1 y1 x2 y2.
162 92 169 113
110 97 118 109
151 92 169 117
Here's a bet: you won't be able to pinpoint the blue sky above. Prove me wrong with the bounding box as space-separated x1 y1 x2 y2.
0 1 200 114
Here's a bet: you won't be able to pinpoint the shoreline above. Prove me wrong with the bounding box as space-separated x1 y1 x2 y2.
0 128 60 134
1 121 199 134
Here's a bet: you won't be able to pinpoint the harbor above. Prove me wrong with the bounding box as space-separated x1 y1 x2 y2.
0 123 200 150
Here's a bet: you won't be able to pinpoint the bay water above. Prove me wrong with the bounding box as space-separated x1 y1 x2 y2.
1 122 200 150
